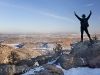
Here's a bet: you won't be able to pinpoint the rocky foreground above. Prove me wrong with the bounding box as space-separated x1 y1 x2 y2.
0 40 100 75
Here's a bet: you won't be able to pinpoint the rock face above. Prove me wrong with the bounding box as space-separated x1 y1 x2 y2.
55 40 100 70
35 64 64 75
70 40 100 68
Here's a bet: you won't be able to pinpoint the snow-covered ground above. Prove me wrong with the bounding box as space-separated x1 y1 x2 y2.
2 43 69 50
57 66 100 75
21 66 44 75
33 43 55 50
22 65 100 75
22 58 100 75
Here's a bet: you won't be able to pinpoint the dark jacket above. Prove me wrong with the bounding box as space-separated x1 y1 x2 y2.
75 13 91 28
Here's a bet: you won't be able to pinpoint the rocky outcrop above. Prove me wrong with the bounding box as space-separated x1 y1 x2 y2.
55 40 100 70
70 40 100 68
0 45 14 64
0 45 44 65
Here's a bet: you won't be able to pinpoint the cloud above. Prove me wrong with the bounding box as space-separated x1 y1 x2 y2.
84 4 94 7
82 4 95 7
0 1 75 23
81 3 99 7
35 11 75 22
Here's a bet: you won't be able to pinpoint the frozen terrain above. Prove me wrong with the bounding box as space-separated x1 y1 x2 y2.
22 58 100 75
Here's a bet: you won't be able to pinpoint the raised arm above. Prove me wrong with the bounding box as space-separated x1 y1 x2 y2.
74 12 81 21
86 10 92 20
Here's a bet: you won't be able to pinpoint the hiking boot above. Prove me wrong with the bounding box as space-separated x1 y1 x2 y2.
80 40 83 42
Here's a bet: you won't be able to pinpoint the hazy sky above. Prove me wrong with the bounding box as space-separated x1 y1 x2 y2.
0 0 100 33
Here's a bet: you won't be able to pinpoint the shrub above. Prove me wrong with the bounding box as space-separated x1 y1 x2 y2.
93 35 98 40
8 51 20 65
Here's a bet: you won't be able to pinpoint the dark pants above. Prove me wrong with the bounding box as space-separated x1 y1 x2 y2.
81 27 91 41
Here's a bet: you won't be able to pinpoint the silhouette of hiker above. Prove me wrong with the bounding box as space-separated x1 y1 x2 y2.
74 10 92 43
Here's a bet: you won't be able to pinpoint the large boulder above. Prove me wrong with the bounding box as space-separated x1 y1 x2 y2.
56 54 73 70
56 54 87 70
0 65 30 75
35 64 64 75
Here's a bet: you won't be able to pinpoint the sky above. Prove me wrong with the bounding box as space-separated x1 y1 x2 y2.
0 0 100 33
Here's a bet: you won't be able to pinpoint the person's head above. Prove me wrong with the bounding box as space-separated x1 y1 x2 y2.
82 14 86 18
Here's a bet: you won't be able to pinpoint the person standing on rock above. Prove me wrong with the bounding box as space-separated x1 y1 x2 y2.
74 10 92 43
